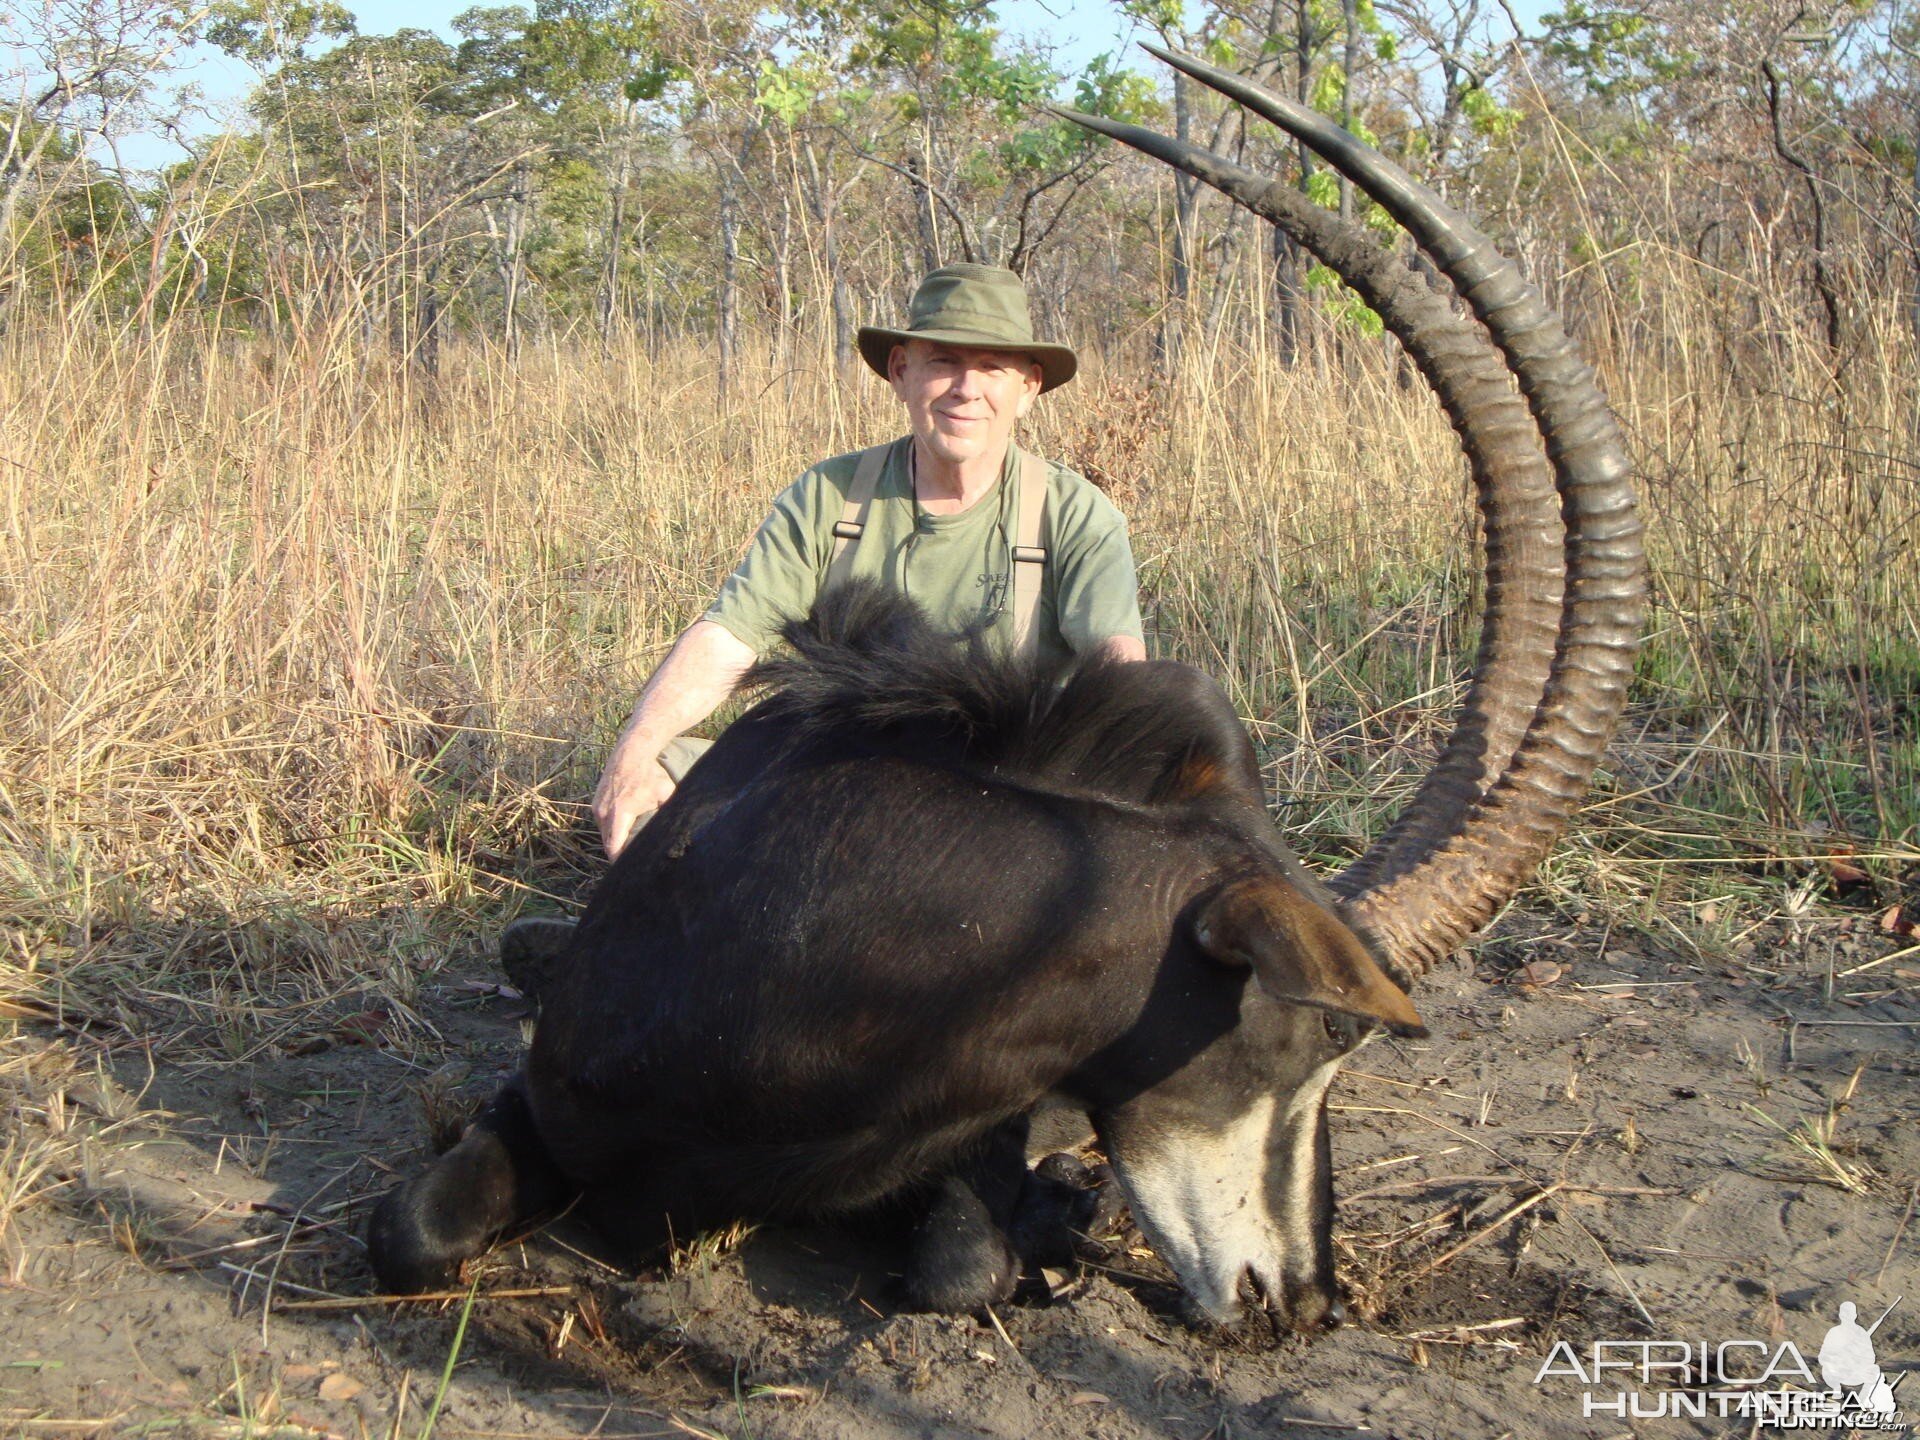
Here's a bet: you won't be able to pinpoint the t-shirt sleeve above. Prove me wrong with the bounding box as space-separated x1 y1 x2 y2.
701 468 833 655
1048 469 1145 653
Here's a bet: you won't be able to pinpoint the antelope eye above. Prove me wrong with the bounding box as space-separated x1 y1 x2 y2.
1320 1011 1373 1051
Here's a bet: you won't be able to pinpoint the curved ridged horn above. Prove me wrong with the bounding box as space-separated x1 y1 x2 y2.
1048 107 1565 979
1055 48 1645 977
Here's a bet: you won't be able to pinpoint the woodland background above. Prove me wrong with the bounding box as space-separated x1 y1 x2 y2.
6 0 1919 380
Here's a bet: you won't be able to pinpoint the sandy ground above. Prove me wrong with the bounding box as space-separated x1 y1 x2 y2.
3 903 1916 1440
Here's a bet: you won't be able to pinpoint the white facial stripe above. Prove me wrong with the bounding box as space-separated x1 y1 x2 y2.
1278 1058 1341 1283
1108 1094 1280 1323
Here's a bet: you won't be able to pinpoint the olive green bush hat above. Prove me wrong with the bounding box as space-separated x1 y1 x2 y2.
858 263 1078 392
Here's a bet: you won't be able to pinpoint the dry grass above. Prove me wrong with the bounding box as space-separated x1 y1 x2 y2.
0 1036 149 1283
0 257 1915 1099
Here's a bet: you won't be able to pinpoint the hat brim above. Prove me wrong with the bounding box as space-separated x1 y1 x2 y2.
857 326 1078 393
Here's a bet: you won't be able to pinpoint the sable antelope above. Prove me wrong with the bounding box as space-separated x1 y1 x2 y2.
367 49 1644 1332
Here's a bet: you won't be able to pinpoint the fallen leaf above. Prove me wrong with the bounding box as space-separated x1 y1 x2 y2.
1823 852 1871 891
1511 960 1564 987
284 1364 321 1383
332 1011 390 1045
1879 905 1916 937
1698 901 1719 924
1069 1391 1111 1406
317 1373 363 1403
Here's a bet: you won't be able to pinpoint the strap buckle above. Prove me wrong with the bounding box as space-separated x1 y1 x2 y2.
1011 545 1047 565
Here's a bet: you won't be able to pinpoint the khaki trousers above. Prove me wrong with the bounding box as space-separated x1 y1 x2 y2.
629 734 713 836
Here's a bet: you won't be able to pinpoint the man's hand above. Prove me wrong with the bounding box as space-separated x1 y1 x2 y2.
593 741 680 858
592 620 757 860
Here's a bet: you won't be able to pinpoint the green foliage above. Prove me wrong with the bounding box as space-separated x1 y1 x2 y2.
755 59 821 126
1460 83 1518 138
1119 0 1185 35
1072 53 1161 125
1540 0 1692 99
1305 262 1385 336
204 0 357 65
1310 62 1345 113
0 112 146 309
1203 35 1238 68
519 0 677 113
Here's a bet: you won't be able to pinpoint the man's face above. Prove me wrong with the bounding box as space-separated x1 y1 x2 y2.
887 340 1044 471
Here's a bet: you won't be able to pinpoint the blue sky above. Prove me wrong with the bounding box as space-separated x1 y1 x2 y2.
126 0 1543 169
164 0 1143 116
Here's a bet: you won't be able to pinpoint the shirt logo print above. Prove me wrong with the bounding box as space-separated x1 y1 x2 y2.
976 571 1010 614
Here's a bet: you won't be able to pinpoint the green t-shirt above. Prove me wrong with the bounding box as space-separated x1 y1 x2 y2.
703 436 1144 669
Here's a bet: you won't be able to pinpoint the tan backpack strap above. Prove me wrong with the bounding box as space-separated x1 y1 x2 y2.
1010 448 1049 660
824 440 893 591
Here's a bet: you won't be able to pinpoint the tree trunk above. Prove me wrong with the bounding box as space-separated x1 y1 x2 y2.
771 188 795 368
1910 87 1919 364
1339 0 1357 223
1159 68 1202 376
829 230 854 372
417 254 442 379
1269 224 1303 367
600 104 634 342
1268 0 1317 364
907 151 940 270
483 188 525 358
718 156 741 402
1763 59 1842 361
801 137 854 372
1205 205 1248 340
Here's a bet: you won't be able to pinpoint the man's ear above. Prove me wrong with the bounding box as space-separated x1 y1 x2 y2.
1016 360 1042 416
1191 876 1426 1037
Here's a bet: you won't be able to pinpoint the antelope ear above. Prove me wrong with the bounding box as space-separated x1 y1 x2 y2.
1192 876 1427 1037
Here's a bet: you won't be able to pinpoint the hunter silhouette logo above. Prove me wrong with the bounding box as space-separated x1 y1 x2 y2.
1820 1300 1905 1418
1531 1294 1908 1428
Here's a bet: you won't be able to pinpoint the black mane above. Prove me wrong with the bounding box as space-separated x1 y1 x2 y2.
745 582 1262 811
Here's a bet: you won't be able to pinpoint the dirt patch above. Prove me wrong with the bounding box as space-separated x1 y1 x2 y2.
3 910 1916 1439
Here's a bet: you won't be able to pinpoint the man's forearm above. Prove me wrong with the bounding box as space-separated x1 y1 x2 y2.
1098 634 1147 664
615 619 757 757
595 619 757 856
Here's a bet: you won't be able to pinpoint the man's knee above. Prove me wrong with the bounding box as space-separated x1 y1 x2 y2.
624 736 714 839
656 735 714 786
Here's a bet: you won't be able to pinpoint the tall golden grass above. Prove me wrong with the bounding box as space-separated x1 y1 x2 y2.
1 261 1915 1029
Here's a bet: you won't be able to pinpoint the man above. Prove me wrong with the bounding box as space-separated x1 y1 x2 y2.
592 263 1147 859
